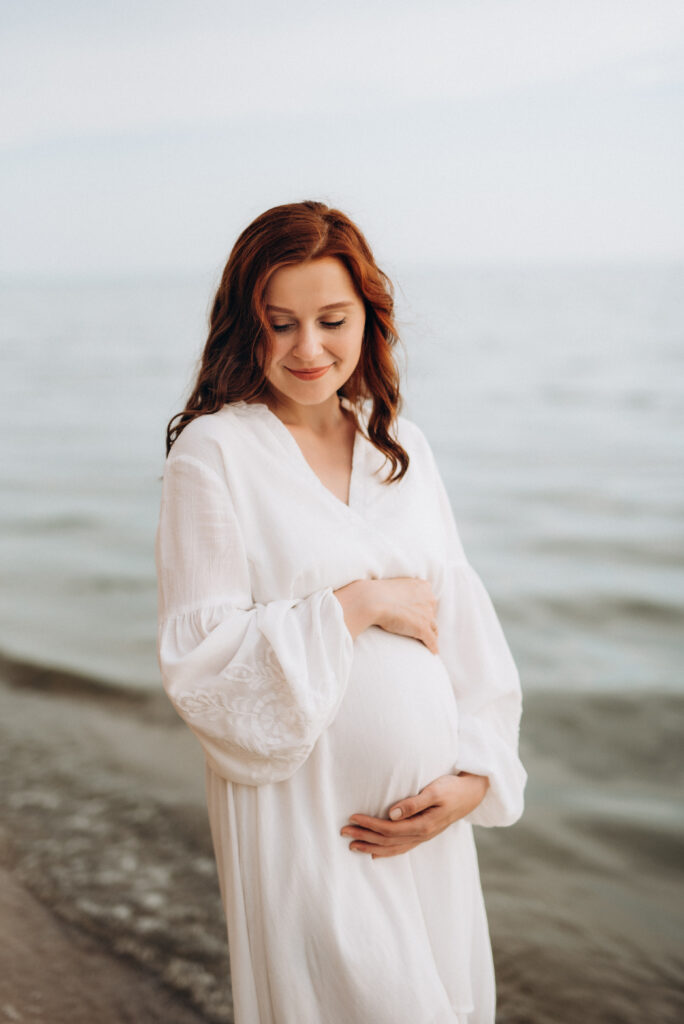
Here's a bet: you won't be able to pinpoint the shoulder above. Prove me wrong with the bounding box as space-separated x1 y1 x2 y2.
394 413 438 465
356 405 440 482
165 405 244 479
392 413 451 498
355 399 433 457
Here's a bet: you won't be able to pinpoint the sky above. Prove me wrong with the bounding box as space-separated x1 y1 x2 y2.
1 0 683 276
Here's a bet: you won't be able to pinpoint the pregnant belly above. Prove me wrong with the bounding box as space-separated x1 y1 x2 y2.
325 626 460 818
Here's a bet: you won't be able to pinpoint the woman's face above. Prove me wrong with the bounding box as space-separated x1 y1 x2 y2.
261 257 366 412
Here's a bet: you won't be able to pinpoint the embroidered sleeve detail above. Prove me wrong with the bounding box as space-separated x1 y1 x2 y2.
174 647 313 755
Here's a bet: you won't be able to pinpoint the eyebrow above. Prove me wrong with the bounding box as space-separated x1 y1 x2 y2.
266 301 356 314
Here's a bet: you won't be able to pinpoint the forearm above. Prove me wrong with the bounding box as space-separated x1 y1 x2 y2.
333 577 439 654
332 580 378 641
454 771 490 815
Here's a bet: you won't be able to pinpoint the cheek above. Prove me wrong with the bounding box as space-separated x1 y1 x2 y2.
264 335 288 369
339 325 365 362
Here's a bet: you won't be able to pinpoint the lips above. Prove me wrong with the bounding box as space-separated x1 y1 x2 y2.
286 366 332 380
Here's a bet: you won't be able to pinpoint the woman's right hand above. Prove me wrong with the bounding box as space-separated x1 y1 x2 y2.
333 578 439 654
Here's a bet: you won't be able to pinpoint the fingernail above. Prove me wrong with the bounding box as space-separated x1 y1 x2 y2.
389 807 402 820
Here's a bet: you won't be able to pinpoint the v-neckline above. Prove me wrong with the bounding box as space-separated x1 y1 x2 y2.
231 399 365 515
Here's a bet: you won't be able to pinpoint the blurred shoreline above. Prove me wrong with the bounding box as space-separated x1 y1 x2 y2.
1 652 682 1023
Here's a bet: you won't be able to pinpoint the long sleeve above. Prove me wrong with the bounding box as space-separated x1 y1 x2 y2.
425 440 527 828
154 452 355 786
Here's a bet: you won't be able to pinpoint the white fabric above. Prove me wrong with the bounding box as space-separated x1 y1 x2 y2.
155 398 526 1024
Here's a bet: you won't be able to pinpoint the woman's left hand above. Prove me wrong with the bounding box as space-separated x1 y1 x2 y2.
340 772 489 858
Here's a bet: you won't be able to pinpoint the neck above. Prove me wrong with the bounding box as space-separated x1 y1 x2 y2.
265 389 349 434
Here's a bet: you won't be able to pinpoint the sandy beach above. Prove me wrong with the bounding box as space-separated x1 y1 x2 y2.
1 652 682 1024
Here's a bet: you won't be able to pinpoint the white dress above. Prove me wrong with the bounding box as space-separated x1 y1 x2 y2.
155 398 527 1024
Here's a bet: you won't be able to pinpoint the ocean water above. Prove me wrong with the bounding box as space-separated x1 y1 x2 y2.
1 263 682 692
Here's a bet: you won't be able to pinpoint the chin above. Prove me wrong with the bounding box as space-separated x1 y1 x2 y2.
271 376 345 407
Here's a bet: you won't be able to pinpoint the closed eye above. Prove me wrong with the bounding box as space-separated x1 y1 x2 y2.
270 318 346 333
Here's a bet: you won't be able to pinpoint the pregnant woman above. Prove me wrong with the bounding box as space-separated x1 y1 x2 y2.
155 200 527 1024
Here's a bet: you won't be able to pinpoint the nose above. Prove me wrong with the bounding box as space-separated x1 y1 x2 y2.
291 321 325 360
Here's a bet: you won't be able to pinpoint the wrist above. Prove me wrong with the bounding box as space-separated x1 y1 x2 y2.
333 579 378 640
360 578 383 629
457 771 489 814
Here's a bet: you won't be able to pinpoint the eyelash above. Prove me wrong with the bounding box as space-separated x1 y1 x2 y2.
271 319 346 333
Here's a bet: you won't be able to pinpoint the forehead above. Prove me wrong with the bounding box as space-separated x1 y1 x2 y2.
264 257 360 308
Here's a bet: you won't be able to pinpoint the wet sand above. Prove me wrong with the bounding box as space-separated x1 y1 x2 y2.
0 866 206 1024
0 652 682 1023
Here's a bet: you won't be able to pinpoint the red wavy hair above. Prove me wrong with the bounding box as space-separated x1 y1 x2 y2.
166 200 409 482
